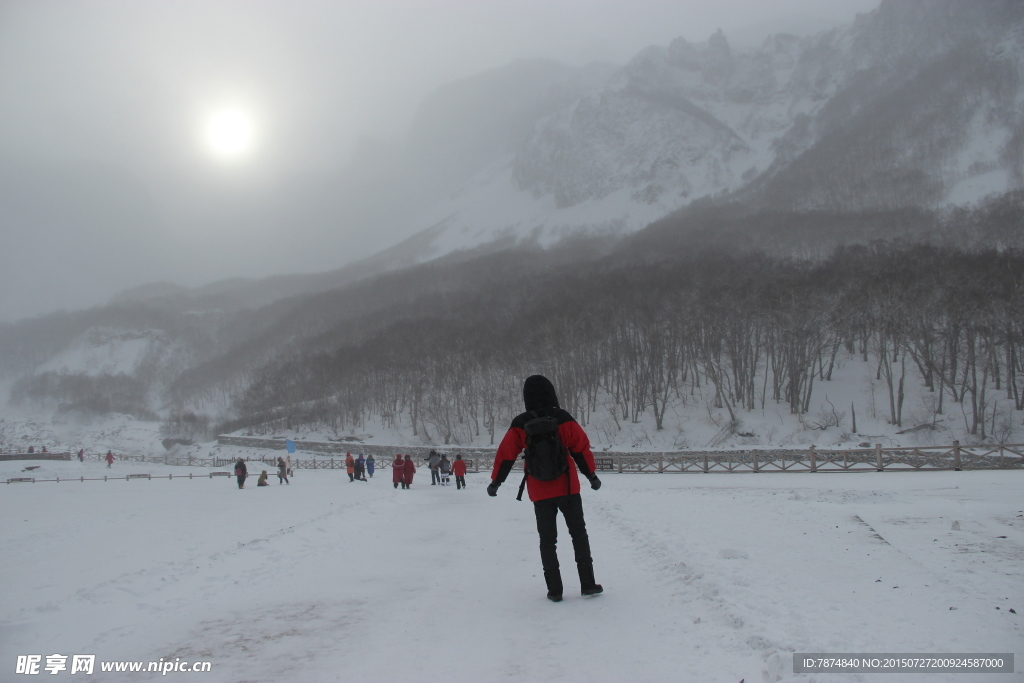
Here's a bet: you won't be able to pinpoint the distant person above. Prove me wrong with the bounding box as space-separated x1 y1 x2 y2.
105 451 115 468
488 375 603 602
354 454 367 481
392 455 405 489
428 450 441 485
234 458 248 489
345 453 355 482
277 457 290 485
439 455 452 486
257 470 269 487
366 454 375 478
286 454 294 477
28 446 34 454
77 449 84 462
452 454 467 490
402 454 416 489
41 446 48 453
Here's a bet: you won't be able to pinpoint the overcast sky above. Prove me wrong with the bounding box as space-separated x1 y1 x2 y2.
0 0 879 323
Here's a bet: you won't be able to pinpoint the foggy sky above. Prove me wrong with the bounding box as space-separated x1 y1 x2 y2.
0 0 878 323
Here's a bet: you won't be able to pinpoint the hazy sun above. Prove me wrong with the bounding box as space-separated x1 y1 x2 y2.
204 109 256 160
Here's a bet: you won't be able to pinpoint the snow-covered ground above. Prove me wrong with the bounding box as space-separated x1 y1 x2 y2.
1 457 1020 682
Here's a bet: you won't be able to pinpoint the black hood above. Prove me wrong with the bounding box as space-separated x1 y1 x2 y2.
523 375 559 412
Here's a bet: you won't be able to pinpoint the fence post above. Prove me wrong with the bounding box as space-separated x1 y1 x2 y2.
617 454 622 474
809 445 817 472
753 451 759 473
999 445 1005 468
658 455 663 473
875 443 883 471
953 440 961 471
703 453 708 473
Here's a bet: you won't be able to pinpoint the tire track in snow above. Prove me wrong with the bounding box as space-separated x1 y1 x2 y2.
588 497 789 682
14 488 399 624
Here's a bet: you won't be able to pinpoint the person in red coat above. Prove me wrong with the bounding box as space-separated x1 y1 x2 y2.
392 455 404 489
452 454 468 490
488 375 603 602
105 450 115 468
345 453 355 482
402 454 416 489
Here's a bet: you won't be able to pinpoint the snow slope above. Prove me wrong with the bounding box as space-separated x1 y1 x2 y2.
36 330 154 377
382 1 1024 265
1 458 1020 682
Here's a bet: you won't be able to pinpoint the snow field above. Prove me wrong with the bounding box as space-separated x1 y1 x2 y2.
1 459 1021 682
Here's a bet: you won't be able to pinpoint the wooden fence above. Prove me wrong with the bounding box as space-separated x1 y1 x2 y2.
6 441 1022 477
587 442 1024 473
215 437 1024 474
6 471 237 484
0 452 71 462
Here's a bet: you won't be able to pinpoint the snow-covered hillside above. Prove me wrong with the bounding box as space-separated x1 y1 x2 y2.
3 340 1019 464
381 0 1024 264
36 329 158 377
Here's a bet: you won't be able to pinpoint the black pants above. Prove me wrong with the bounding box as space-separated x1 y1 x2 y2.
236 474 246 489
455 475 465 489
533 493 592 573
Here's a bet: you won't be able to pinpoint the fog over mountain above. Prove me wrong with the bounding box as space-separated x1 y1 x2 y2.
1 0 878 323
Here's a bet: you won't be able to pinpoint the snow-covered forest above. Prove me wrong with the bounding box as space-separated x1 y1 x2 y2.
226 242 1023 448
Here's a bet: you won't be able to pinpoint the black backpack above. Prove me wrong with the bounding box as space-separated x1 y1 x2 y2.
516 411 569 500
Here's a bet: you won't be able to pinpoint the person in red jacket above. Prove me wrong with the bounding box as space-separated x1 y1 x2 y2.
105 450 115 468
452 454 468 490
345 453 355 482
488 375 603 602
402 454 416 489
392 455 404 489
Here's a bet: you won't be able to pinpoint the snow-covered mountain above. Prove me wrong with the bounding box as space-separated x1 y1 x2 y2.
4 0 1023 425
381 0 1023 264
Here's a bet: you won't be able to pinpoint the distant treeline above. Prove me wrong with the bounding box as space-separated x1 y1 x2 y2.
237 243 1024 444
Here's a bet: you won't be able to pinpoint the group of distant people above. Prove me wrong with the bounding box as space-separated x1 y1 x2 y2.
235 455 292 489
426 450 467 488
229 451 468 491
344 453 374 481
28 447 117 466
391 451 468 489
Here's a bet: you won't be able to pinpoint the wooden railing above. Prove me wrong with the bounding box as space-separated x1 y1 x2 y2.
6 441 1020 476
215 437 1024 474
0 452 71 462
591 441 1024 473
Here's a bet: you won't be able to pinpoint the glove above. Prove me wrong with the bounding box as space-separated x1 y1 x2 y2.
588 475 602 491
486 481 500 497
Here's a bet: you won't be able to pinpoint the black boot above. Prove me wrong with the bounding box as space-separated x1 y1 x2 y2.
578 562 603 596
544 570 563 602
